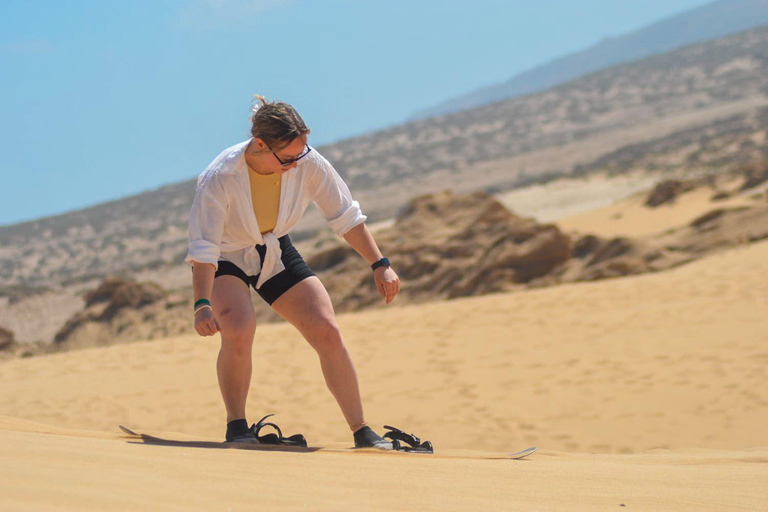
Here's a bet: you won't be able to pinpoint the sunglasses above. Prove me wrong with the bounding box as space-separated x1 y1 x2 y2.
269 144 312 167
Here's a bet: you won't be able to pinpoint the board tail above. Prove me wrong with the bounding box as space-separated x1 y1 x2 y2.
508 447 537 460
119 424 140 437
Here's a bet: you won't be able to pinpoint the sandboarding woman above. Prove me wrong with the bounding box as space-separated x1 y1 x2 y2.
185 96 398 448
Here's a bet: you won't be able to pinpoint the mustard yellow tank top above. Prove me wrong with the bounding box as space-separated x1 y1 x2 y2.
247 166 282 234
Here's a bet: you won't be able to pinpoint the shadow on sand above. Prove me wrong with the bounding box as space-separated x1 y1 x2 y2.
121 428 323 453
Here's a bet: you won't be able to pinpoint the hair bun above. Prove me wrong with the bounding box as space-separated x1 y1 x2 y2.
249 95 311 146
251 94 267 115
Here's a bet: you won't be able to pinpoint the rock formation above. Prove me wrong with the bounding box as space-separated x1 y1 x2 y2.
29 188 768 356
54 276 171 349
737 161 768 192
0 325 15 352
312 190 768 312
310 191 572 309
645 179 697 207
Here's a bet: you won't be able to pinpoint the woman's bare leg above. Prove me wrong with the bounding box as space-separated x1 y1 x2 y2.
211 275 257 423
270 277 365 430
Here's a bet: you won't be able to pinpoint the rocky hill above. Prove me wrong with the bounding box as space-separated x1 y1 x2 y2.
574 106 768 176
43 178 768 355
308 186 768 313
410 0 768 120
324 26 768 193
49 277 188 352
3 26 768 295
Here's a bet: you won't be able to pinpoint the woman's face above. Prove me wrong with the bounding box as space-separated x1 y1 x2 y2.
256 135 309 175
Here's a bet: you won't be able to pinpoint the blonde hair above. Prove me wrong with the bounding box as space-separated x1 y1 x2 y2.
250 95 311 150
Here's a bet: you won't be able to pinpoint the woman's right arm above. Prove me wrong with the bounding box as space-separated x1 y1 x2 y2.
186 171 228 337
192 262 220 336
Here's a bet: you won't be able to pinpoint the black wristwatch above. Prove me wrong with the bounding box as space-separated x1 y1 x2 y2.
371 257 390 271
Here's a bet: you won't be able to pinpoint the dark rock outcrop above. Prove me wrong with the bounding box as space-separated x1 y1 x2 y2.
645 179 697 207
658 205 768 253
0 325 15 351
83 276 166 320
564 236 668 281
54 277 167 346
738 161 768 191
312 191 573 309
312 190 768 311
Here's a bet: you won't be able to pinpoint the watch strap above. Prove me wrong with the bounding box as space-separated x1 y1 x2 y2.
371 257 390 271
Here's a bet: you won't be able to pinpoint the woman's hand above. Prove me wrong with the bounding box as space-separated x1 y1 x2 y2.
374 267 400 305
194 307 221 336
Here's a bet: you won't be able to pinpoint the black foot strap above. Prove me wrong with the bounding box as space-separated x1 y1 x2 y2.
383 425 434 453
251 414 308 447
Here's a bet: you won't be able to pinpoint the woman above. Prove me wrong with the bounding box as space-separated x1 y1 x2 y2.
185 95 399 448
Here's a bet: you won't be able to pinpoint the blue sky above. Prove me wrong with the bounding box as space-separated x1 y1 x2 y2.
0 0 713 226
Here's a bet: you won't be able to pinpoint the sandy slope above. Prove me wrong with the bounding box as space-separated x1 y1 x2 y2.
3 238 768 453
2 243 768 511
3 181 768 509
557 180 765 237
496 172 662 223
1 418 766 511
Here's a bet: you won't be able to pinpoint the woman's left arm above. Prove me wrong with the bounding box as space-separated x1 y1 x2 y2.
343 223 400 304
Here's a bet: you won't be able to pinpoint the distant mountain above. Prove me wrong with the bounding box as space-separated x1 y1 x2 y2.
2 26 768 290
409 0 768 121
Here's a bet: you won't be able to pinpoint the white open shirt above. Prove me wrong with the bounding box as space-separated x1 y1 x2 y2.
185 139 367 289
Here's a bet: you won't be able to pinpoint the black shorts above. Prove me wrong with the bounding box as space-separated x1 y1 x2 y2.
215 235 315 305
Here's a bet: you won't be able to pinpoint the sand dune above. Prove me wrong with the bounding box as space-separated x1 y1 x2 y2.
557 179 764 237
2 240 768 508
3 179 768 509
3 238 767 453
1 416 766 510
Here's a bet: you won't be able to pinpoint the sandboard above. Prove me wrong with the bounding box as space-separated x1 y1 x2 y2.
119 424 536 460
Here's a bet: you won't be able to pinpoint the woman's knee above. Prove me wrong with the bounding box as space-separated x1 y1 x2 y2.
307 317 345 354
218 307 256 344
